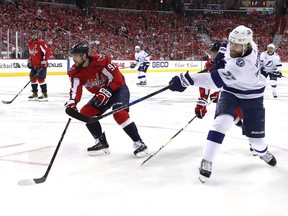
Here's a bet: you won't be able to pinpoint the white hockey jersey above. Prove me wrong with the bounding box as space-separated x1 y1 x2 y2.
190 41 266 99
260 51 282 73
134 50 150 66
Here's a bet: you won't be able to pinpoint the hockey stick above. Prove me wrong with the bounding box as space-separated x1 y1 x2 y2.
2 67 43 104
18 118 71 186
65 84 171 124
119 66 131 69
140 115 197 166
140 100 214 166
2 80 31 104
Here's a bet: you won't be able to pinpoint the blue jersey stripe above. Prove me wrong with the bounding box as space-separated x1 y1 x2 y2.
211 71 226 88
223 86 265 95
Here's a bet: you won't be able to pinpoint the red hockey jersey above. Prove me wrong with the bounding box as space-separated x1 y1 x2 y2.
68 54 125 103
28 39 51 68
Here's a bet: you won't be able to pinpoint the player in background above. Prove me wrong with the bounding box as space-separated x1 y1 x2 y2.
65 43 149 158
195 40 226 119
27 30 51 101
130 45 150 86
168 25 277 182
260 43 282 98
195 41 243 127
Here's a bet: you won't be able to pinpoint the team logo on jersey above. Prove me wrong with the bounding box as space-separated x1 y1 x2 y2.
265 61 273 67
29 47 38 56
236 58 245 67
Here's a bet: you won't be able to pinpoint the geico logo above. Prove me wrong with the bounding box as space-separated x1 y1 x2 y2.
48 63 62 67
152 62 168 68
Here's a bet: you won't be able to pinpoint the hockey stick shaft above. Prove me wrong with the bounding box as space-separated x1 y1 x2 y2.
41 118 71 179
140 115 197 166
18 118 71 186
2 80 31 104
119 66 131 69
140 100 214 166
2 67 43 104
66 84 171 124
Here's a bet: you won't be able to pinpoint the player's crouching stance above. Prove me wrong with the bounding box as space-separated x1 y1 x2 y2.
168 25 276 182
65 43 149 158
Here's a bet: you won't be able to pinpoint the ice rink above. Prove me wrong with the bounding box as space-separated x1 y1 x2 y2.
0 72 288 216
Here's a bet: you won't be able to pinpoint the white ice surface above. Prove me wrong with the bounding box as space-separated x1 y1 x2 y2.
0 72 288 216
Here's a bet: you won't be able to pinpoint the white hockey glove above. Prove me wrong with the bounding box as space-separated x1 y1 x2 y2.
65 99 77 111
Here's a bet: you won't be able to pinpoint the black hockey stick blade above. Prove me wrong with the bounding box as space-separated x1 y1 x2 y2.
18 118 71 186
2 100 13 104
66 84 171 124
65 107 90 123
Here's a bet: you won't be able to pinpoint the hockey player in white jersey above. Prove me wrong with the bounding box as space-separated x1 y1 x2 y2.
168 25 277 182
260 43 282 98
130 45 150 86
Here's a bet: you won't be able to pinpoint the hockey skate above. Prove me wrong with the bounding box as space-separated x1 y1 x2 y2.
87 133 110 156
136 80 147 86
38 92 48 102
28 92 38 101
133 140 149 157
198 159 212 183
260 151 277 166
272 92 277 98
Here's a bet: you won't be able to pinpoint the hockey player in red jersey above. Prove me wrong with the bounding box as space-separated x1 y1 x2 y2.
194 41 223 119
65 43 149 157
27 30 51 101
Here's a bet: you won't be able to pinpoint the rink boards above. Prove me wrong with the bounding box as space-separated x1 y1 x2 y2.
0 59 287 76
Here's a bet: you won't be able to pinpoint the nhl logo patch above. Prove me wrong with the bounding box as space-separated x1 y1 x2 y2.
236 58 245 67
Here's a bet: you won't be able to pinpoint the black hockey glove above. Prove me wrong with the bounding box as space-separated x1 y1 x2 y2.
130 63 136 68
168 72 194 92
276 71 283 78
27 60 33 69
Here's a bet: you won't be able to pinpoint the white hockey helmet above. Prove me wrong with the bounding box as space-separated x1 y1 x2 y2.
228 25 253 45
135 46 141 52
267 43 275 49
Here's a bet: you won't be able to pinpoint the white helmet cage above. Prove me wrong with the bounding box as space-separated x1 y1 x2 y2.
229 25 253 45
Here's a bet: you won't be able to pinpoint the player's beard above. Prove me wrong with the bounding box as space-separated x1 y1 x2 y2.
230 49 242 58
268 51 274 55
74 59 85 67
32 38 38 43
